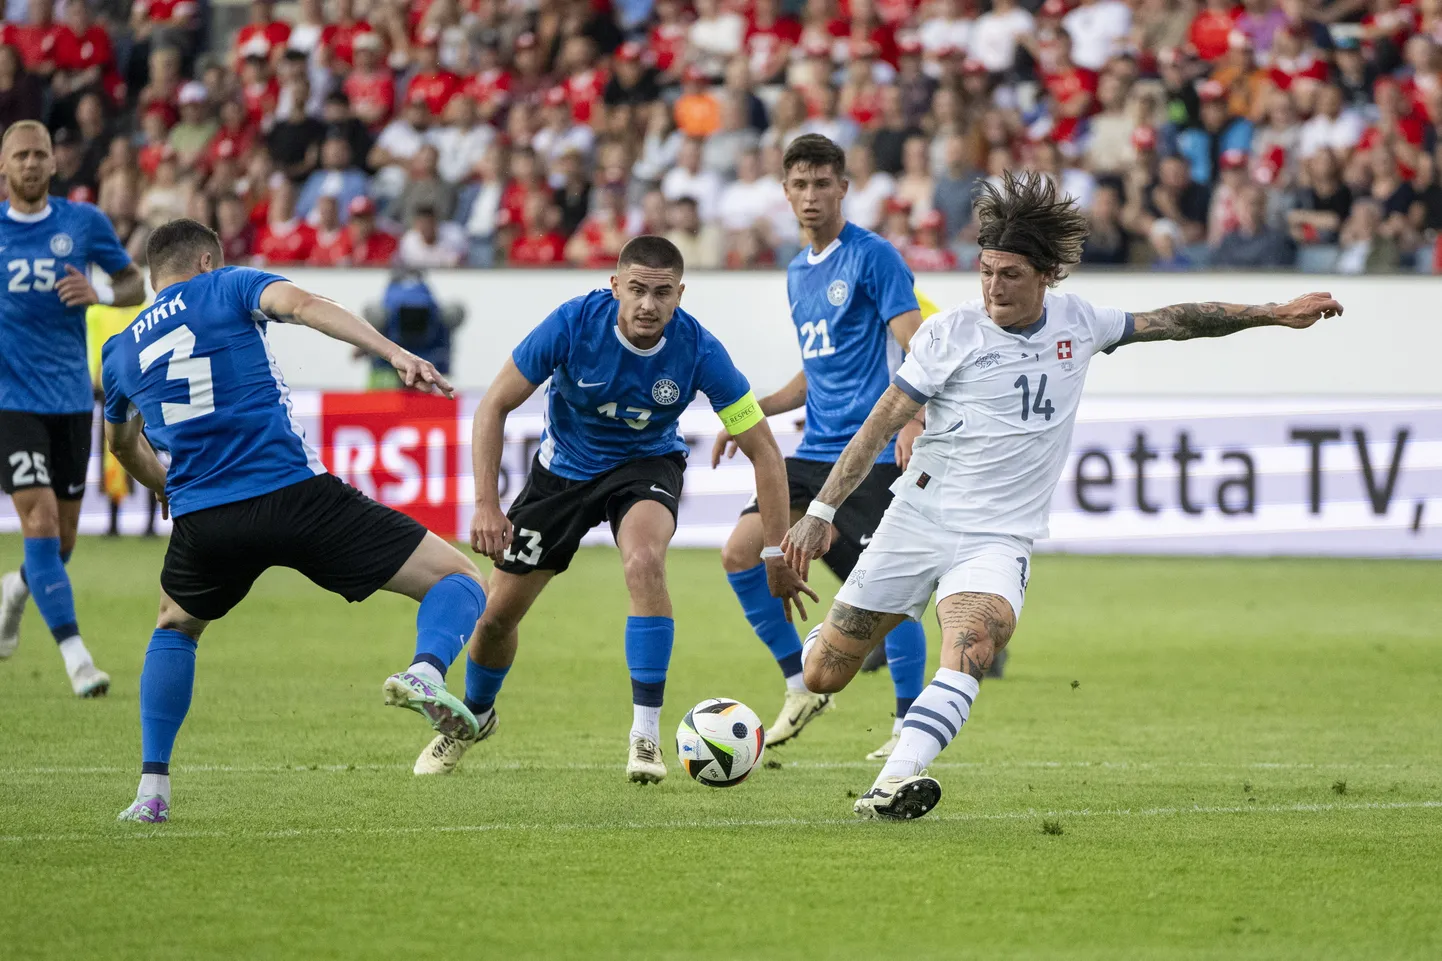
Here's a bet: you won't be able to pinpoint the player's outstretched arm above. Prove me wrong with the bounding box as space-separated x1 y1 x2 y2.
105 417 170 518
1129 292 1343 343
470 359 540 560
731 418 820 622
258 281 454 397
782 385 921 579
711 369 808 467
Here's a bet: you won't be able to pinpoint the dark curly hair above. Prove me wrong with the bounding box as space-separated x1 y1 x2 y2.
974 170 1090 286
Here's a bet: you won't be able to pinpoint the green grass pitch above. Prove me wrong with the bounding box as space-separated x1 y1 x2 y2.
1 535 1439 960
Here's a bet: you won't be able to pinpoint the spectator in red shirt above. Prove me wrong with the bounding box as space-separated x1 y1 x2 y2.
239 54 280 129
344 33 396 131
509 195 567 265
234 0 292 67
1190 0 1241 62
324 0 376 69
52 1 117 107
903 209 958 271
306 195 351 266
137 45 184 127
203 100 255 174
746 0 803 85
346 196 400 267
1041 32 1099 144
464 41 513 126
649 0 690 83
14 0 64 78
560 36 607 126
130 0 199 53
252 180 318 266
404 36 460 118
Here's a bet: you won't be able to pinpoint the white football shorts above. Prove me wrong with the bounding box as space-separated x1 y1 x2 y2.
832 499 1033 622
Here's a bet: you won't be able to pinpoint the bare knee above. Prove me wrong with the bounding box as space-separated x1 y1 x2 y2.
937 593 1016 679
622 544 668 596
720 517 763 573
15 497 59 539
801 623 866 694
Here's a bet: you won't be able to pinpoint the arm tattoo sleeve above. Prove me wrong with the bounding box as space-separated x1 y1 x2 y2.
1129 302 1280 343
814 386 922 508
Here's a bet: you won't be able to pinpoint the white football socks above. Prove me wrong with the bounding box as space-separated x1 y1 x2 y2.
784 672 809 692
631 704 661 744
138 773 171 803
407 661 444 687
57 636 93 676
891 716 905 736
876 667 979 786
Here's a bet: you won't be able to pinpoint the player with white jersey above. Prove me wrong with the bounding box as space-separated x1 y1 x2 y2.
0 121 147 695
782 171 1343 821
713 134 933 759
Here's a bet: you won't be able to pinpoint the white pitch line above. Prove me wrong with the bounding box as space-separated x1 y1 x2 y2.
0 758 1428 776
1 800 1438 845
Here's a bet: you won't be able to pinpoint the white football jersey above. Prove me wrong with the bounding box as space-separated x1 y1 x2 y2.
889 291 1131 538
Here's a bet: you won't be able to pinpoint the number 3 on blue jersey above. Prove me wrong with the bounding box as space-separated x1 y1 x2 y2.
138 325 215 425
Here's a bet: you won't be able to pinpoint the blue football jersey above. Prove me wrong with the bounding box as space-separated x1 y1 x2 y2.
786 222 918 463
0 199 133 413
512 289 752 481
101 267 324 517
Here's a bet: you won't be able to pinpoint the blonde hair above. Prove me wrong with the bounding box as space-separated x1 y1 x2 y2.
1 120 52 155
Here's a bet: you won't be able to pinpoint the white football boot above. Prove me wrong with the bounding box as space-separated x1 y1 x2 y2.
69 661 111 698
763 689 833 746
0 570 29 659
854 773 943 821
626 736 667 784
414 708 498 775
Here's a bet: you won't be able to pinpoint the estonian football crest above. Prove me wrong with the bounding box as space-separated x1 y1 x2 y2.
651 379 680 405
50 233 74 257
827 279 849 306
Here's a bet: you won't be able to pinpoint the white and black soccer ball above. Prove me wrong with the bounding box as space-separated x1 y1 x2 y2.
676 698 765 787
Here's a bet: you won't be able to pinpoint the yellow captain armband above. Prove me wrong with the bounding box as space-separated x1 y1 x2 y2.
718 391 765 434
914 287 940 319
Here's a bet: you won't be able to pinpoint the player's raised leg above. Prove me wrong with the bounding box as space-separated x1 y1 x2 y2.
616 499 677 784
414 568 548 775
721 507 834 746
856 590 1016 821
3 485 107 695
117 591 208 823
379 531 489 741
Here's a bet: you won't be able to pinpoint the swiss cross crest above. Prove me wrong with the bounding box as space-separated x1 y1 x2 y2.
1056 340 1073 360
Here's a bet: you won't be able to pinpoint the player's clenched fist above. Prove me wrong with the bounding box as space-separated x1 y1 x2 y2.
470 503 513 560
1275 292 1344 328
390 350 455 398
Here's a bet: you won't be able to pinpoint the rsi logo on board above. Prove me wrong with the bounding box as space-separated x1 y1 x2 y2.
319 392 459 531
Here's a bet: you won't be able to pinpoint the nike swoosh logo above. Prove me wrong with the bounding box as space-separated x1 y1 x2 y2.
859 534 872 546
577 379 606 388
649 485 674 498
789 302 800 314
67 483 85 494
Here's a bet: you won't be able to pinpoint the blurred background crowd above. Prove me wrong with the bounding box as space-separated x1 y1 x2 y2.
4 0 1442 273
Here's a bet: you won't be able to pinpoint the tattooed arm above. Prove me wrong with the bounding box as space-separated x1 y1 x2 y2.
1128 292 1343 343
781 385 922 578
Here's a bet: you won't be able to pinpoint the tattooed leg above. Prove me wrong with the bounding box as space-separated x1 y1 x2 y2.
936 592 1016 682
802 602 905 695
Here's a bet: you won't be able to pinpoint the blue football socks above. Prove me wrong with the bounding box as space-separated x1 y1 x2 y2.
625 616 673 743
464 658 510 716
726 563 803 681
411 574 487 681
22 537 79 642
139 629 198 777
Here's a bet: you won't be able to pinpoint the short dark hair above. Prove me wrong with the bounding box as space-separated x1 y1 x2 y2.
146 218 224 277
617 235 685 274
782 133 846 178
974 170 1089 284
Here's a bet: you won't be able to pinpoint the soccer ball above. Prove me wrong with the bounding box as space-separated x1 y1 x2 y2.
675 698 765 787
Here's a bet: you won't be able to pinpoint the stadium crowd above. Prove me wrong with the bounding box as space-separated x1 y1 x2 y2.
3 0 1442 273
